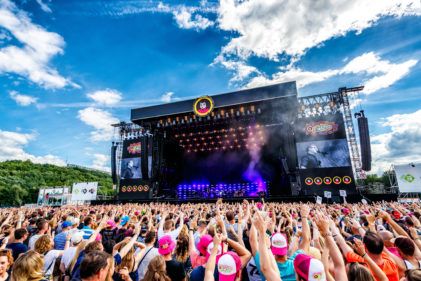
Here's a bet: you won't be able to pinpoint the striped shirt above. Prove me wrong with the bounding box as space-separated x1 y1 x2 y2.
82 226 94 240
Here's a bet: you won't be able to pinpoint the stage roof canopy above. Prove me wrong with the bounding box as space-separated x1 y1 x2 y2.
131 81 297 122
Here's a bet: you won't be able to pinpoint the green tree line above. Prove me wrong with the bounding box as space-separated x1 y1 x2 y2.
0 160 114 206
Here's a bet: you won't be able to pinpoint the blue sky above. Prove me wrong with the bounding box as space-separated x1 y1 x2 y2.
0 0 420 174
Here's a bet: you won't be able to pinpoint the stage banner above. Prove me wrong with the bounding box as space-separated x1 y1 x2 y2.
296 113 356 195
71 182 98 201
119 138 152 200
394 164 421 193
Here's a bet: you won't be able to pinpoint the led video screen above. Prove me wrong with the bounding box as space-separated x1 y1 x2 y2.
297 139 351 169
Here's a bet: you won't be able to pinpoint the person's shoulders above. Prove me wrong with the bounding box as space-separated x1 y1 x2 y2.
381 252 398 269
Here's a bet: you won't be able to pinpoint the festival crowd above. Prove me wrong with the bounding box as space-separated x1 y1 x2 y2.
0 199 420 281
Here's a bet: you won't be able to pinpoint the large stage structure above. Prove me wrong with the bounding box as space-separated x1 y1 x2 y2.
111 82 368 202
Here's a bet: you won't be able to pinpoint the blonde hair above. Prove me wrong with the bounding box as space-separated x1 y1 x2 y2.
11 250 45 281
142 255 171 281
34 234 52 255
115 241 135 272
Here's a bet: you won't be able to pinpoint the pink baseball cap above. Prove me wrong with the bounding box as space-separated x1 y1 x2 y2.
158 235 176 256
294 253 326 281
341 208 350 215
197 234 213 256
106 220 116 229
271 233 288 256
217 251 241 281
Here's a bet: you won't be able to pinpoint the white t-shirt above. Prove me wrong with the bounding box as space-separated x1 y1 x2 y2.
136 246 159 280
28 234 42 250
61 246 77 269
44 250 62 276
158 226 182 241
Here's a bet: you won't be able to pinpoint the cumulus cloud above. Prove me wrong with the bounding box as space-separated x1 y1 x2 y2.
91 153 110 172
78 107 119 142
87 89 122 106
9 90 38 106
213 55 260 83
217 0 421 61
0 0 77 89
161 92 174 103
0 130 65 165
246 52 418 95
173 6 214 30
370 109 421 174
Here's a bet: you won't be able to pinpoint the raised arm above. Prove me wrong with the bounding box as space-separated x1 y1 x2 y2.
354 238 388 281
253 210 282 281
315 214 347 281
299 205 310 252
204 234 222 281
380 211 409 238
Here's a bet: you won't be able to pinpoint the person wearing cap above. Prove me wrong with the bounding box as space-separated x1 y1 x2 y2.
293 253 326 281
250 205 311 281
203 233 244 281
60 230 85 274
54 221 73 250
158 235 186 281
189 232 251 281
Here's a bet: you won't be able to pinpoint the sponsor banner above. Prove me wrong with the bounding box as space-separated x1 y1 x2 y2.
394 164 421 193
71 182 98 201
339 190 347 197
324 191 332 198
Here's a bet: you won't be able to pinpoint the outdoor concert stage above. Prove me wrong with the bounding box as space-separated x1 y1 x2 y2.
112 82 364 202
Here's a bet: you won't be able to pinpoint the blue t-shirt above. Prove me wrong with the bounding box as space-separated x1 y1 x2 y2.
6 242 28 261
254 250 304 281
190 266 218 281
54 231 68 250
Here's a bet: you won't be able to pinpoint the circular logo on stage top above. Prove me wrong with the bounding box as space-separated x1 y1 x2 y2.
323 177 332 185
343 176 352 184
314 177 323 185
144 185 149 191
121 186 126 192
333 176 342 185
132 186 137 192
193 96 214 117
305 177 314 185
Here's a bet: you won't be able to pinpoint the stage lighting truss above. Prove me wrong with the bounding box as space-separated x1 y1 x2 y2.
154 104 262 128
173 124 266 153
112 122 152 141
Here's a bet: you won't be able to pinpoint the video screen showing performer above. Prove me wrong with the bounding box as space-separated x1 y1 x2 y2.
120 158 142 179
297 139 351 169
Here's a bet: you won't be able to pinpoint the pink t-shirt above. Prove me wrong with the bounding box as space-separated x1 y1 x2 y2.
191 250 207 268
387 247 401 258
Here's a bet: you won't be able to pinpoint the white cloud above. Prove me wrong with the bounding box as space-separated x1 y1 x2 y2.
246 52 417 95
87 89 122 106
173 6 213 30
9 90 38 106
36 0 52 13
370 109 421 174
91 153 110 172
161 92 174 103
213 55 260 83
0 0 77 89
0 129 65 166
78 107 119 142
217 0 421 61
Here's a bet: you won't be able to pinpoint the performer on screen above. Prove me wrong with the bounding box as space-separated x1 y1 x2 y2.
121 160 138 179
300 144 322 169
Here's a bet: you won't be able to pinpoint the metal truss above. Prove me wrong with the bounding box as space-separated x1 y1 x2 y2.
298 86 365 184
